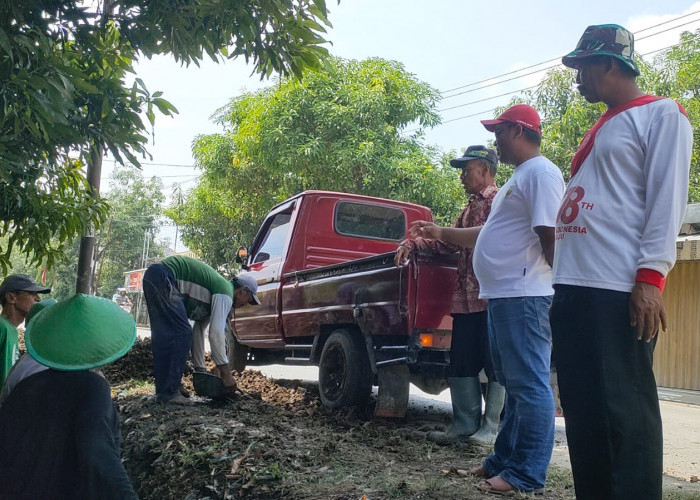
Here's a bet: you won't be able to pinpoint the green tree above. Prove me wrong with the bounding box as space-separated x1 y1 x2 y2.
3 165 167 300
654 29 700 201
93 165 166 297
168 57 464 265
0 0 333 273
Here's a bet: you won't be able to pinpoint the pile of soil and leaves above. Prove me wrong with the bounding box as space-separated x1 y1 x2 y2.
106 339 580 500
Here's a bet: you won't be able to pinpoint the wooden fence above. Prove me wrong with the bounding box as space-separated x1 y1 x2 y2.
655 260 700 390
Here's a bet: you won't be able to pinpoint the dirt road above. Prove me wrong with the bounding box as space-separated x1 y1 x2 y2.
257 364 700 485
115 335 700 498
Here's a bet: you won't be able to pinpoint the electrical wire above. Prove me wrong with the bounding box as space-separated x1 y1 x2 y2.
101 158 197 168
440 10 700 98
439 85 539 112
421 36 700 130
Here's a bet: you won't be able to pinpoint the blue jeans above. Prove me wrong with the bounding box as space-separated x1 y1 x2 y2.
142 263 193 401
482 296 555 492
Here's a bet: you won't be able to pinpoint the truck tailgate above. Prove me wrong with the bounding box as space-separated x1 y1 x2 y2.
411 254 458 334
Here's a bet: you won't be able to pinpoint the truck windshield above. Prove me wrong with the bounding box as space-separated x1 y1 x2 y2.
334 201 406 241
252 213 292 263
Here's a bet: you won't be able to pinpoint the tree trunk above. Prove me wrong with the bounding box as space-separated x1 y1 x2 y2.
75 144 104 294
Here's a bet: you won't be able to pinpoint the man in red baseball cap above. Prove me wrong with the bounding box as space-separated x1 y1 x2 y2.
408 103 565 495
472 104 563 495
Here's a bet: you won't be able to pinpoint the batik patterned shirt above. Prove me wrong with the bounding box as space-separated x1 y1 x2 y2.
399 183 498 314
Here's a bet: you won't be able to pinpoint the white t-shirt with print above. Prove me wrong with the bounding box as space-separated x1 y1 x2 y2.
552 98 692 292
473 155 565 299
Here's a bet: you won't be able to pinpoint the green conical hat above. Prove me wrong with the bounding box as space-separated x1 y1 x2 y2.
26 294 136 371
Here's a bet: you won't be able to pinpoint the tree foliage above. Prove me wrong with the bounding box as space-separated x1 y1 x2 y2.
655 30 700 202
0 160 109 272
0 0 333 272
93 165 166 298
168 57 464 266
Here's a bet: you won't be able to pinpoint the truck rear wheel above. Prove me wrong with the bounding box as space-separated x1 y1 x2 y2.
318 329 372 408
226 324 248 373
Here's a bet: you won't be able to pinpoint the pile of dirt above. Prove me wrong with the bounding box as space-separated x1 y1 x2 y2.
104 337 156 383
111 340 579 499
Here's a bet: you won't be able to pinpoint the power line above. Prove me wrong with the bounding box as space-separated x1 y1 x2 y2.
440 108 502 125
406 37 696 132
441 57 561 96
102 158 197 168
104 174 199 179
439 85 539 113
434 31 700 121
439 10 700 98
636 18 700 41
442 65 559 100
635 9 700 33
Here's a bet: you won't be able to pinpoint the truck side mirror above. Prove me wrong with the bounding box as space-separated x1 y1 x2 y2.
236 246 249 270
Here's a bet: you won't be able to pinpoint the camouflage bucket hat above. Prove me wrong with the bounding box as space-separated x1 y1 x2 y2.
562 24 640 76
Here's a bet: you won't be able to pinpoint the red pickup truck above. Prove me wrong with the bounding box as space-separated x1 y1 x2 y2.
229 191 457 417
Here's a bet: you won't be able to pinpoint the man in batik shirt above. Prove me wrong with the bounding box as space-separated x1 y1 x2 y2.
396 145 503 445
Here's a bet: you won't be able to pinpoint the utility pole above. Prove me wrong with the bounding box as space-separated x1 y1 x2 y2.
93 217 113 294
141 228 152 268
173 224 178 253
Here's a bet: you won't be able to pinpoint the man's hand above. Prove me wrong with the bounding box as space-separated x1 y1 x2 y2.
216 364 238 391
629 282 667 342
395 245 411 267
409 220 442 240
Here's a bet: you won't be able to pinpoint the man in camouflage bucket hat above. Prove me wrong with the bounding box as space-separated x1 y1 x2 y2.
551 24 693 499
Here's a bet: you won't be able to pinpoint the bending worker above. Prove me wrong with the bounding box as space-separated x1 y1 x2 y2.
143 255 260 404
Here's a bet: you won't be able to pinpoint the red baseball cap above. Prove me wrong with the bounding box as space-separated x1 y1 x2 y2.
481 104 542 136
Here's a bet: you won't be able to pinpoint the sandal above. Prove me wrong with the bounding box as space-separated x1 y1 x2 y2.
476 476 544 497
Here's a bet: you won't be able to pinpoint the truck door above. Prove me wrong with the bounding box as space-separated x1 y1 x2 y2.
233 203 294 344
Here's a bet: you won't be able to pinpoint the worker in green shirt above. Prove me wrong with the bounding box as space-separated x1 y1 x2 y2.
143 256 260 404
0 274 51 385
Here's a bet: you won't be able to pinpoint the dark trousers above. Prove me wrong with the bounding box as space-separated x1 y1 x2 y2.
143 262 193 400
450 311 493 378
551 285 662 500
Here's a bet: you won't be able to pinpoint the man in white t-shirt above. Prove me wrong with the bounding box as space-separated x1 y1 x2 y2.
411 104 564 495
552 24 692 500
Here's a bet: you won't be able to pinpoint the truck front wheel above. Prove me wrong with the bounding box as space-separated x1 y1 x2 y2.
318 329 372 408
226 324 249 373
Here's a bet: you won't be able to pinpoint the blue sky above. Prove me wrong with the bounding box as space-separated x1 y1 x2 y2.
104 0 700 247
